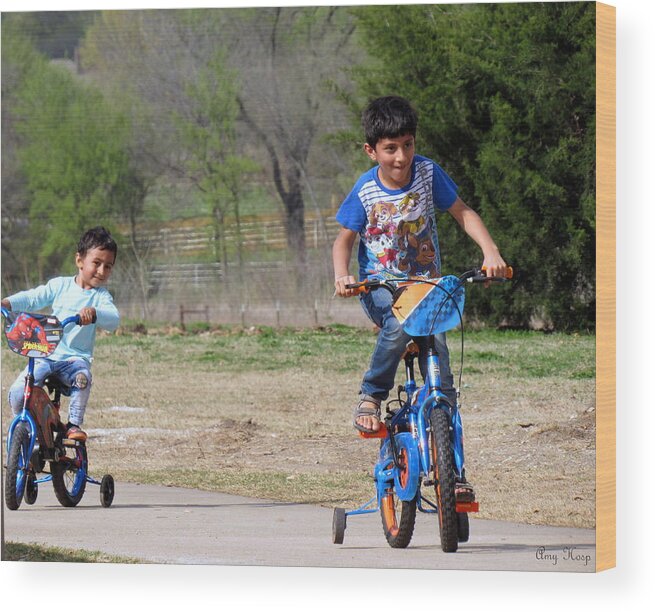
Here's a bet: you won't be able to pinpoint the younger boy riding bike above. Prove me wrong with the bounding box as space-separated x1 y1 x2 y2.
2 226 120 441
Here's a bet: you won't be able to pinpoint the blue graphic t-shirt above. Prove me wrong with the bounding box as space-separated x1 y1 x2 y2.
336 155 458 281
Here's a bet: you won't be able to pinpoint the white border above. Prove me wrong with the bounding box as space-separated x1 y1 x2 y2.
1 1 652 610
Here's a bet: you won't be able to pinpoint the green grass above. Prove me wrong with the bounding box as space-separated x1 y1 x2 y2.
3 541 142 563
102 324 594 381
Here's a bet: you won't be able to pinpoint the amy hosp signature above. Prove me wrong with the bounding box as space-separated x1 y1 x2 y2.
536 546 591 566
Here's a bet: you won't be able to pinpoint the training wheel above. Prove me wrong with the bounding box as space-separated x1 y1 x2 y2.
25 473 38 505
457 512 470 542
100 474 115 507
332 507 346 544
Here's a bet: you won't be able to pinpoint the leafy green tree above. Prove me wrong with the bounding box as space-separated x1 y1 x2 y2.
349 2 596 330
2 18 150 294
1 20 43 292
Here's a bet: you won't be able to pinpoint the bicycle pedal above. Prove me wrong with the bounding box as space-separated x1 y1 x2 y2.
62 439 80 447
358 428 388 439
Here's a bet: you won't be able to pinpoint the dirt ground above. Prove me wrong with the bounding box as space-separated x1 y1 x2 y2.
1 328 595 529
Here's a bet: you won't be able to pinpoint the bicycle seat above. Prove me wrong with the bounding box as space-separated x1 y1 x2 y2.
44 374 72 396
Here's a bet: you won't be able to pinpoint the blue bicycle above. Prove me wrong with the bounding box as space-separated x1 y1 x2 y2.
2 307 115 510
332 267 512 552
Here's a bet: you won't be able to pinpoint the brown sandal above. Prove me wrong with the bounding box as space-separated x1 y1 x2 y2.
353 396 381 434
455 481 476 503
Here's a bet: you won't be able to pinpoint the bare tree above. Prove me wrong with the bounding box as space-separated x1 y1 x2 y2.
223 7 358 268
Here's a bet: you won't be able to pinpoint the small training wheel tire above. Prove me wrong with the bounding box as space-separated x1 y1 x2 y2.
457 512 470 542
25 473 38 505
332 507 346 544
100 474 115 507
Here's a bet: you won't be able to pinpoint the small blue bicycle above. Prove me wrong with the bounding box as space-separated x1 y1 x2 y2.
332 267 512 552
2 307 115 510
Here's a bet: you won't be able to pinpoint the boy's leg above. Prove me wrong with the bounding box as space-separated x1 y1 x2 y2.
432 332 457 408
52 359 92 430
357 288 411 430
7 360 54 415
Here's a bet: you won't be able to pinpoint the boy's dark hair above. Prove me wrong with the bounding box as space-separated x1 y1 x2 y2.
77 226 118 261
362 96 418 148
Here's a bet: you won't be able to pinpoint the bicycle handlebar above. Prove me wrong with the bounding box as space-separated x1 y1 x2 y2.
345 267 513 294
0 308 94 328
462 266 514 284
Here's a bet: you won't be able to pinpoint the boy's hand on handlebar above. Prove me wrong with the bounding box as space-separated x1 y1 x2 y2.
481 252 509 287
78 307 97 325
334 275 357 298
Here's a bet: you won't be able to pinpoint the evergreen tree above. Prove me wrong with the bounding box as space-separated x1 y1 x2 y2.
350 2 596 330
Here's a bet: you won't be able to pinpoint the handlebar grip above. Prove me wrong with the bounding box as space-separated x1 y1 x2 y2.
345 283 371 295
65 313 97 326
481 266 514 280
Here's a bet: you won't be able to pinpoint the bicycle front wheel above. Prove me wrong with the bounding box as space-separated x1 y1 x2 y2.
52 443 88 507
429 407 458 552
5 422 32 510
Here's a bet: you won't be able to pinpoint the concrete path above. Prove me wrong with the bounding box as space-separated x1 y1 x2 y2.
2 481 595 572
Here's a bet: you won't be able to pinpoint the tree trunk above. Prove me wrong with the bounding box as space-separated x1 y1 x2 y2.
282 183 306 268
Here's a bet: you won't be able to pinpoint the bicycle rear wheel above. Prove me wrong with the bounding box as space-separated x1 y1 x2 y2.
52 443 88 507
429 407 458 552
380 448 417 548
5 422 31 511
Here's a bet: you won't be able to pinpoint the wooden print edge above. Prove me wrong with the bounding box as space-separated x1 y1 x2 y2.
595 1 616 572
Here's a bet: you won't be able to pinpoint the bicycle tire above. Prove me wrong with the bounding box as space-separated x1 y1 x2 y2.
24 472 39 505
4 422 31 511
332 507 346 544
380 448 417 548
100 474 115 508
457 511 470 542
52 444 88 507
429 407 458 552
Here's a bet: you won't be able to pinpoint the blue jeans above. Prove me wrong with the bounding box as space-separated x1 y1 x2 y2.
359 287 456 405
8 358 92 426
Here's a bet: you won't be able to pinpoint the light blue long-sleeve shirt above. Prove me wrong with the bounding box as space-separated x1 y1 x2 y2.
6 276 120 364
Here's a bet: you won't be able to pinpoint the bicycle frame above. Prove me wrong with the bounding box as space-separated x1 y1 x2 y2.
343 272 497 523
348 339 467 520
3 306 116 509
335 268 511 546
3 309 101 489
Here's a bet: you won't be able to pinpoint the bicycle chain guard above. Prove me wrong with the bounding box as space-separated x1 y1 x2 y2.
392 432 420 501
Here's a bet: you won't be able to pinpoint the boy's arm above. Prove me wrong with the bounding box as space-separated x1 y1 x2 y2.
447 197 507 277
91 290 120 331
332 227 358 297
2 280 57 313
